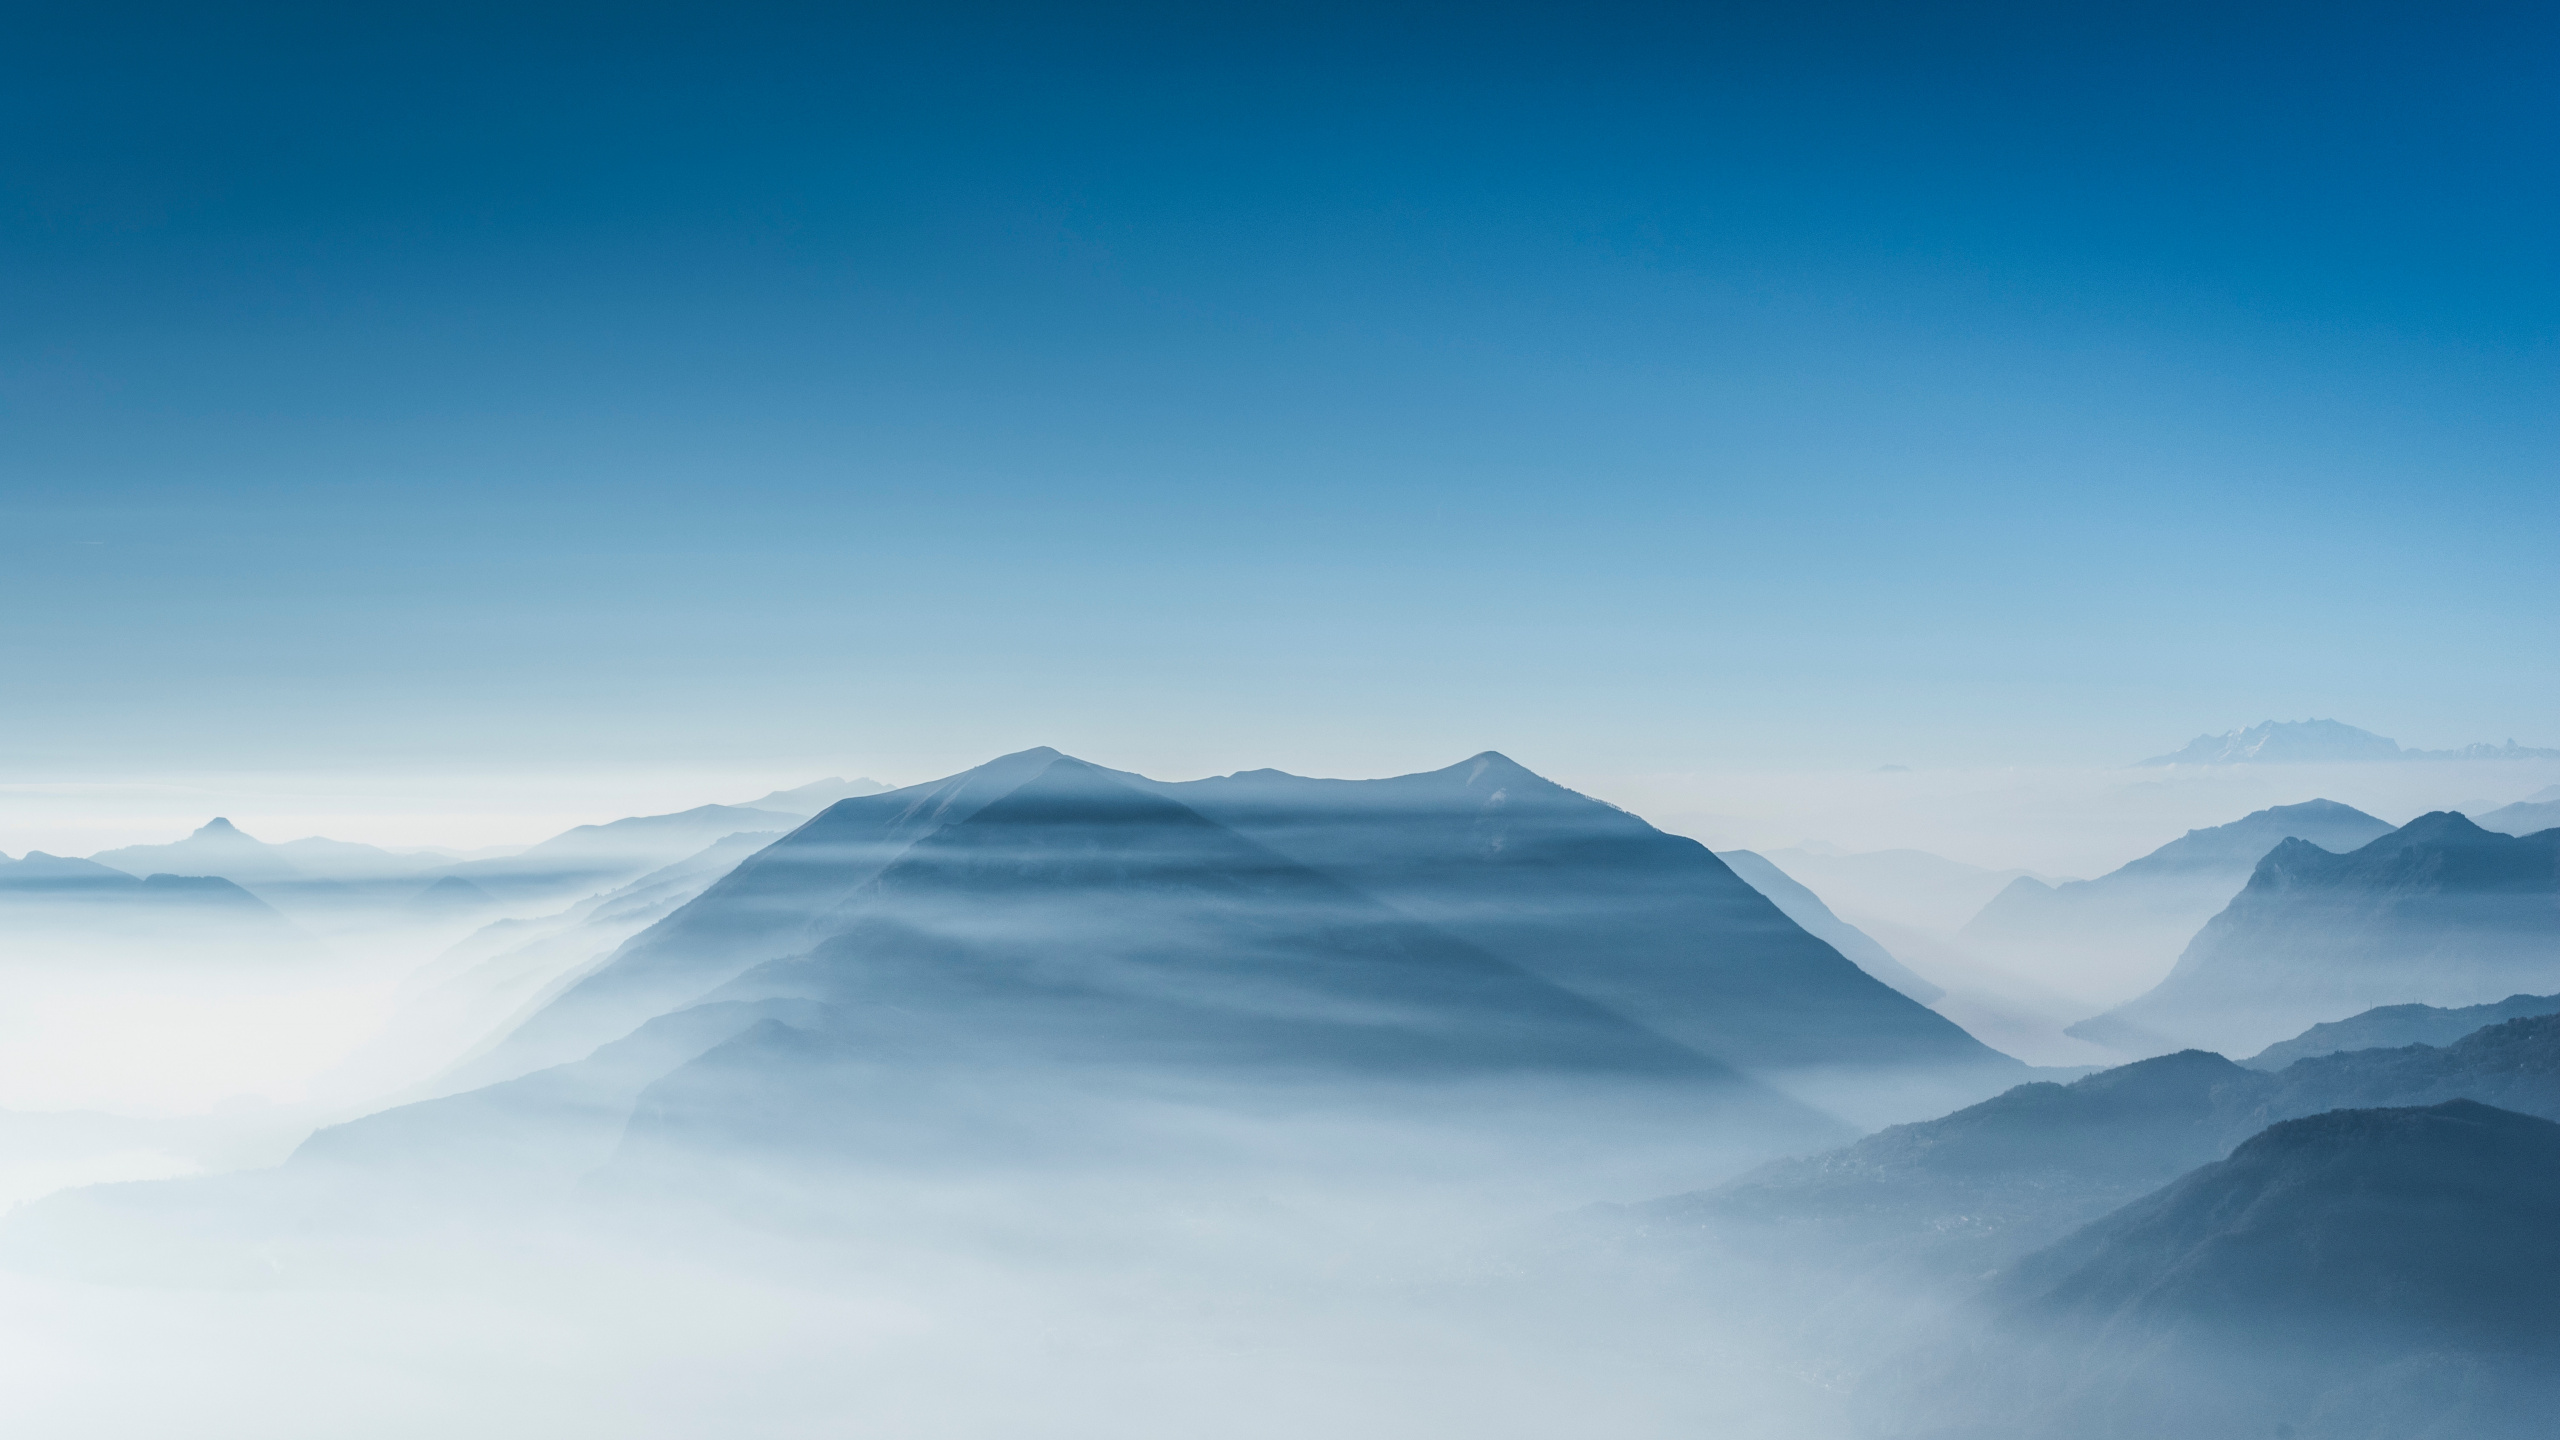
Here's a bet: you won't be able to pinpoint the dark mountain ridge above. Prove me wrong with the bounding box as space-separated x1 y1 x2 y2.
2074 812 2560 1057
2247 991 2560 1070
1905 1102 2560 1440
1651 1011 2560 1272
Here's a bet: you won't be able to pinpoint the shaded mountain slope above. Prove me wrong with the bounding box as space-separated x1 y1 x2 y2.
1156 755 2018 1120
2015 1100 2560 1344
2075 813 2560 1056
1930 1102 2560 1440
453 748 1066 1084
1713 849 1942 1003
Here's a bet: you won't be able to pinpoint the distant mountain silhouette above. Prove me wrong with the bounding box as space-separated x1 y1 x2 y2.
403 874 499 918
1715 849 1942 1003
1959 1103 2560 1439
432 803 801 909
2246 992 2560 1069
2072 813 2560 1056
2478 797 2560 837
2140 718 2560 765
90 817 314 884
1959 800 2391 1004
0 850 322 965
742 776 892 814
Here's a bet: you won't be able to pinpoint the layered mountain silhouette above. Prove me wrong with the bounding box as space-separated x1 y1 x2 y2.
88 805 802 922
2140 718 2560 765
464 749 2016 1126
2072 813 2560 1057
1959 800 2392 1004
90 817 327 885
1715 849 1942 1004
1960 1103 2560 1439
1654 1012 2560 1272
431 803 800 909
20 752 1903 1262
0 850 323 966
742 776 892 813
2246 991 2560 1070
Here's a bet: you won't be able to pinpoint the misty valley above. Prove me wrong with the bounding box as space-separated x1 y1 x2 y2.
0 744 2553 1437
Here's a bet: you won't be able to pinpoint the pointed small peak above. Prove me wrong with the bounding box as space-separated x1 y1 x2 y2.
193 817 247 839
1460 750 1548 786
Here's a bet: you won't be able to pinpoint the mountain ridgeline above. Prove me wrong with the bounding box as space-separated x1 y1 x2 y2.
463 748 2017 1126
13 747 2048 1270
1654 1011 2560 1278
2075 813 2560 1057
1958 799 2392 1005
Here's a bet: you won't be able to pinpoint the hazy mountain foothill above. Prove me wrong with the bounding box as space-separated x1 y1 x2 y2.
2073 812 2560 1057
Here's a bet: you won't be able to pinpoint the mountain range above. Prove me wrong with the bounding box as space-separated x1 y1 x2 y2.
1958 799 2394 1005
14 747 2055 1273
1649 1010 2560 1274
2244 991 2560 1070
462 749 2019 1125
0 850 322 966
2140 718 2560 765
2072 812 2560 1057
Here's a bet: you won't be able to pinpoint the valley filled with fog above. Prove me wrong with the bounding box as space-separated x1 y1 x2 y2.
2 730 2556 1437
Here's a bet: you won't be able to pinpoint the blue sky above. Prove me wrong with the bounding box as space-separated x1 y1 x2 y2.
5 0 2554 796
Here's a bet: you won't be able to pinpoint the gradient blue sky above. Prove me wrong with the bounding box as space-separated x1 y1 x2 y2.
5 0 2554 795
